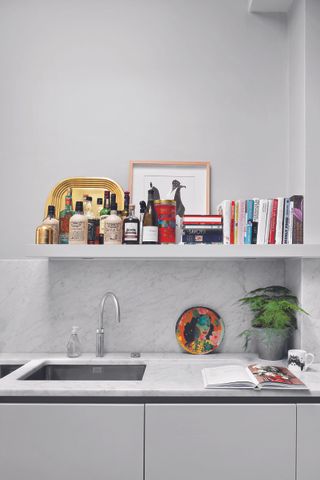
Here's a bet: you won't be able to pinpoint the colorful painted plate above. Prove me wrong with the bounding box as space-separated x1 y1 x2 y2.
175 306 224 355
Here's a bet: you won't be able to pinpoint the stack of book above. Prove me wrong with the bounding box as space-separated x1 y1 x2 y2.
182 215 223 244
217 195 303 245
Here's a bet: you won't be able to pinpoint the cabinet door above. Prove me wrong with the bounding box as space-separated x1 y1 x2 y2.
0 403 143 480
145 404 296 480
297 404 320 480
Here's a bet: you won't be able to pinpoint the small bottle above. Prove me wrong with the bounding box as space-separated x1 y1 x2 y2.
104 194 123 244
100 190 110 237
121 191 130 219
69 201 88 245
142 188 158 244
59 189 74 244
123 205 140 244
35 224 54 244
67 326 81 358
42 205 59 244
85 196 96 245
95 198 103 242
139 201 147 244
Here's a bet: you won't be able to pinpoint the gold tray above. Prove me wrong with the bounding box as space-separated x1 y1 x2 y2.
44 177 124 217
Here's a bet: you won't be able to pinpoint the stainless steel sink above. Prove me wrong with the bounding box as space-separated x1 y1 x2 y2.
0 364 24 378
22 364 146 381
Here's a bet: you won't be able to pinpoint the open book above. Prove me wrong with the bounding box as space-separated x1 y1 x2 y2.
202 364 308 390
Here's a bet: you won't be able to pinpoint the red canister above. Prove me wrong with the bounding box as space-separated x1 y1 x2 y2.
154 200 176 244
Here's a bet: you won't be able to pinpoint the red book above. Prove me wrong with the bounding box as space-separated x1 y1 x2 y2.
268 199 278 244
230 201 235 244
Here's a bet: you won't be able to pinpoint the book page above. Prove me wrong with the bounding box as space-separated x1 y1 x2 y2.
203 365 258 387
248 364 306 388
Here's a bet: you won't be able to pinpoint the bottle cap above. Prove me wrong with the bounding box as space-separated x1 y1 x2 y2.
97 198 103 205
139 201 147 213
48 205 56 217
75 201 84 213
87 196 92 202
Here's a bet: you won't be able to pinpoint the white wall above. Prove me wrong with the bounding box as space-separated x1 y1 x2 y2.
287 0 305 196
0 0 289 257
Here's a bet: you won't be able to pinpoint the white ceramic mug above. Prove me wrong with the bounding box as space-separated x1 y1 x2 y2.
288 349 314 372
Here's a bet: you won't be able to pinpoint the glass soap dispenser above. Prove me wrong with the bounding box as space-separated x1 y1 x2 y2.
67 326 82 358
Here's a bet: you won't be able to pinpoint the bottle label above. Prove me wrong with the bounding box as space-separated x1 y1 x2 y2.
124 222 138 242
105 222 122 243
143 226 158 243
70 221 86 242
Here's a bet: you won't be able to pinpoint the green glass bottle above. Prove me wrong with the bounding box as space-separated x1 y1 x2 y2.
59 189 74 244
100 190 111 236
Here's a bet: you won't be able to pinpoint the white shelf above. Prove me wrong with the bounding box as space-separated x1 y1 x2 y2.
26 244 320 260
248 0 293 13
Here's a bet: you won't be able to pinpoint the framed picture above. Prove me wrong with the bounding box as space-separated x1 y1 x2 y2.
129 161 211 215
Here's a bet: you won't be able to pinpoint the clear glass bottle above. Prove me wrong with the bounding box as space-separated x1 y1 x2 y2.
67 326 82 358
142 188 158 244
104 194 123 244
42 205 59 244
59 189 74 244
123 204 140 244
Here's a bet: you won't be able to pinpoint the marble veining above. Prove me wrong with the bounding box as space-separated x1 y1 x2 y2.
0 259 285 354
0 353 319 398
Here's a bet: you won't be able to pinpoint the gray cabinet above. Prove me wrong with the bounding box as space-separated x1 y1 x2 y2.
297 404 320 480
0 403 144 480
145 404 296 480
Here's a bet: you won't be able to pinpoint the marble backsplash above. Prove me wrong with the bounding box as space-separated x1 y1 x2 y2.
0 259 286 354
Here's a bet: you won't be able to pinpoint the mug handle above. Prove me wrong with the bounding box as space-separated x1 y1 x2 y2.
305 353 315 371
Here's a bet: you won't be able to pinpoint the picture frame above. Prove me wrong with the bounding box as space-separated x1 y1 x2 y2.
129 161 211 215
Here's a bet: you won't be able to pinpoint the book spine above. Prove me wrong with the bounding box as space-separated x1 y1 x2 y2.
234 201 239 244
290 195 304 244
217 200 231 245
268 199 278 244
237 200 246 245
252 199 260 245
275 198 285 245
257 199 268 245
230 200 235 245
244 200 254 244
288 201 294 244
264 199 273 244
283 198 291 244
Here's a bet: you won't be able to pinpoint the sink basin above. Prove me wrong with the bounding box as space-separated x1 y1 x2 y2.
22 364 146 381
0 364 24 378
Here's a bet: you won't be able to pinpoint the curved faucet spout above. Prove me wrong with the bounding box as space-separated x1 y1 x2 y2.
96 292 120 357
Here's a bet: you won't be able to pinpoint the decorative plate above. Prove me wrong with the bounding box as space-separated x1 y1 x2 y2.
175 306 224 355
44 177 124 217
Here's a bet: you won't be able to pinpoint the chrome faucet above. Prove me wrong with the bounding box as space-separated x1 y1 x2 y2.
96 292 120 357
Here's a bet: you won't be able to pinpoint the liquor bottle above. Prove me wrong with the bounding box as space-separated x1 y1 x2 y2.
42 205 59 244
69 201 88 245
96 198 103 216
142 188 158 244
139 201 147 244
59 189 74 244
96 198 103 242
123 205 140 244
85 196 96 244
104 194 123 245
100 190 110 237
121 191 130 219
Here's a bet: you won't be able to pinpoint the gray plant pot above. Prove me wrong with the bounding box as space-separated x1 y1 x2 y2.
253 327 290 361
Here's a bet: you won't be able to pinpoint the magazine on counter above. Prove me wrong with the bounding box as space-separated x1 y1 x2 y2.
202 364 308 390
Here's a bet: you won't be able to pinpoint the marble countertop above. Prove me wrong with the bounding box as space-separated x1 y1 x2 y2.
1 352 320 400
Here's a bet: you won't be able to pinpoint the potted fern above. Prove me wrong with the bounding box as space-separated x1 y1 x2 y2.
239 286 308 360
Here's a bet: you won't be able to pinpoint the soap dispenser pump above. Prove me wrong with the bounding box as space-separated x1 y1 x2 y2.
67 326 82 358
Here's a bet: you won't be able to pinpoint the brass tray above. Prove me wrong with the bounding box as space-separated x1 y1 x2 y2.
44 177 124 217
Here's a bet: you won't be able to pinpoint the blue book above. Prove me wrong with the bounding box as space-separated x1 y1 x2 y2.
244 200 254 244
